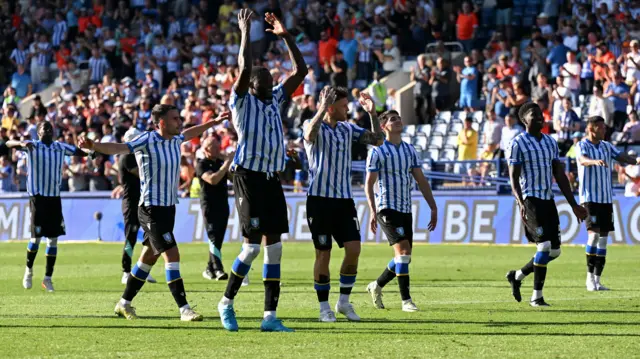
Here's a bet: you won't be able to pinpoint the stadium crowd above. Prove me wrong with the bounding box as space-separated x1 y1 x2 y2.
2 0 640 194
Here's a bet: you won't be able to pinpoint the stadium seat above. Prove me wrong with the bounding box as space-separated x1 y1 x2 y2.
473 111 484 123
413 136 429 149
449 122 463 135
433 123 448 136
436 111 452 123
427 148 440 161
444 136 458 149
417 124 431 137
428 135 443 149
611 132 624 144
472 122 480 132
404 125 416 136
452 111 468 122
441 149 456 161
401 134 412 144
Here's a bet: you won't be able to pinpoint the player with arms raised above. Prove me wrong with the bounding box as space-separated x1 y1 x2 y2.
505 102 587 307
217 9 307 332
364 110 437 312
79 104 230 321
576 116 640 291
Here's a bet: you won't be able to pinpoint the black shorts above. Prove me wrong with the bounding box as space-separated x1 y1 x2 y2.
583 202 614 233
306 196 360 250
233 166 288 238
377 209 414 246
122 199 140 238
523 197 561 248
30 195 65 238
138 205 177 256
202 201 230 244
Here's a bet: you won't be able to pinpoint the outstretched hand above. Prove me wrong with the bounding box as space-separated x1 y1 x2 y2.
265 12 288 36
359 92 375 113
211 111 231 125
77 136 95 151
238 9 253 33
318 86 336 110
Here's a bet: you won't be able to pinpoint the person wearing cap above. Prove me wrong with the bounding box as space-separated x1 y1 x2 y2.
374 38 400 75
604 71 630 132
577 115 640 291
536 12 554 40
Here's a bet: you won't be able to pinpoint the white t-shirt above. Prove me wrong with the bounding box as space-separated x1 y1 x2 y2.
563 35 578 52
298 42 317 66
625 165 640 196
382 47 401 72
562 62 582 90
626 52 640 83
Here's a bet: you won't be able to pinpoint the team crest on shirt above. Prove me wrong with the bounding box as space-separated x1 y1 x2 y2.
318 235 328 245
35 226 41 235
535 227 544 236
381 216 387 223
591 216 597 224
250 217 260 229
309 217 313 224
239 197 244 207
162 232 173 243
396 227 405 236
207 224 213 231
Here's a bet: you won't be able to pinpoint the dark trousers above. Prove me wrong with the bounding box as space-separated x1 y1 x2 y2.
414 95 430 124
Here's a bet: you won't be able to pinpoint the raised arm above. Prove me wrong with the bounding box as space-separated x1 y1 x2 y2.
266 13 308 98
303 87 335 143
233 9 254 97
182 111 231 141
6 140 34 150
614 150 640 166
358 92 384 146
412 167 438 231
79 137 131 155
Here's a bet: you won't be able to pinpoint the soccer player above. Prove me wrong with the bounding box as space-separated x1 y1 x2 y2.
217 9 307 332
505 102 588 307
9 122 88 292
112 127 157 285
576 116 640 291
303 87 384 322
197 135 234 281
79 104 230 321
364 110 438 312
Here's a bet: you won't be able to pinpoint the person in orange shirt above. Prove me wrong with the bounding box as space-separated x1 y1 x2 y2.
318 31 338 69
78 9 91 34
56 43 71 71
592 42 615 82
456 1 478 52
495 54 515 80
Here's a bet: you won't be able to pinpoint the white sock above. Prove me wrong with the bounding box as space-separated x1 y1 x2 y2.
402 299 413 304
515 270 526 281
595 275 601 284
25 267 32 274
319 301 331 312
44 276 51 281
119 298 131 306
587 272 594 281
264 310 276 319
531 290 543 301
338 294 350 304
220 296 233 306
179 304 191 314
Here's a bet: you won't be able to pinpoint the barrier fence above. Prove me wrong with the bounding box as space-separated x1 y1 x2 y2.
1 194 639 245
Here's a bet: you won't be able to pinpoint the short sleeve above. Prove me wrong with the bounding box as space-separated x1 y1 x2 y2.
347 122 365 142
551 138 560 160
608 142 622 158
367 148 380 172
195 160 207 179
126 132 150 153
575 141 584 159
229 87 247 110
175 134 185 143
508 139 523 165
61 143 77 156
409 146 420 168
272 84 286 106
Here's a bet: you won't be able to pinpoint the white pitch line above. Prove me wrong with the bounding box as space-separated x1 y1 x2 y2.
420 295 640 306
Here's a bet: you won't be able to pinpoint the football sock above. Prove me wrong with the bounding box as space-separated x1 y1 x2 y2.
122 261 151 301
376 258 396 288
532 242 551 301
122 229 137 273
395 255 411 301
209 242 224 272
586 233 598 276
223 243 260 301
26 237 42 270
516 258 535 281
45 237 58 277
166 262 188 308
263 242 282 318
314 274 330 305
339 272 357 304
594 235 608 279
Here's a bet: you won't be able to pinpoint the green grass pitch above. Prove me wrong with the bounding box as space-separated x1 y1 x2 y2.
1 242 640 358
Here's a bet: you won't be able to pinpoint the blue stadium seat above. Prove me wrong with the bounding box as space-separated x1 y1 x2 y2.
433 123 449 136
403 125 416 136
436 111 452 123
473 111 484 123
427 148 440 161
417 124 431 137
428 135 443 149
413 136 428 149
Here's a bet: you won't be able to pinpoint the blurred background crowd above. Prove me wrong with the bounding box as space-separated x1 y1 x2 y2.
2 0 640 196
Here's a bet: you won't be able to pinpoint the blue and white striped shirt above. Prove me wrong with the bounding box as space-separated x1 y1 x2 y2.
37 42 51 66
231 85 287 173
576 139 620 204
89 57 110 82
52 21 67 47
304 121 365 198
126 131 184 207
24 140 77 197
10 48 28 66
508 133 560 200
367 141 421 213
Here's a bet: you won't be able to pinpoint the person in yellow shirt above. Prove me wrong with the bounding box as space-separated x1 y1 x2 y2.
2 105 20 132
456 117 478 186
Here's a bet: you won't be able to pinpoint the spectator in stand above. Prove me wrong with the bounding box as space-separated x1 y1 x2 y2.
605 72 631 132
593 41 616 83
411 54 431 124
338 29 358 86
580 45 595 95
3 87 22 111
491 79 511 121
482 109 503 154
325 50 348 88
318 30 338 75
430 57 452 114
563 23 579 52
456 117 479 186
499 113 522 158
537 13 554 40
554 97 581 156
527 38 550 85
495 54 515 80
376 38 401 76
495 0 514 42
455 56 479 112
623 111 640 143
67 155 88 192
589 83 615 134
547 35 569 82
10 65 32 99
619 150 640 197
0 155 15 193
560 51 582 107
531 74 551 108
366 71 388 114
2 106 19 132
456 1 478 53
